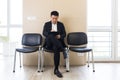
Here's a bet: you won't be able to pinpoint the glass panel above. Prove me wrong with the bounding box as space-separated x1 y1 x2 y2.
118 0 120 57
0 0 7 26
0 27 7 37
0 27 8 53
87 0 112 30
0 27 22 56
10 0 23 25
118 32 120 57
9 27 22 43
0 0 23 55
0 43 3 54
87 0 112 59
6 27 22 55
88 42 111 47
88 32 112 58
118 0 120 27
93 52 111 57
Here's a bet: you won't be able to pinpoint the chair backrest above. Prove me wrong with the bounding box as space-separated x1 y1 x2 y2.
67 32 88 45
22 33 42 46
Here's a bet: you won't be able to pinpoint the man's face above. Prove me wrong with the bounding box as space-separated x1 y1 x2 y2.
51 15 59 24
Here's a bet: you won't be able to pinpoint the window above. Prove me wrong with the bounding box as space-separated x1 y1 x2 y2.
10 0 22 25
87 0 112 59
118 0 120 57
0 0 7 26
0 0 22 56
87 0 120 60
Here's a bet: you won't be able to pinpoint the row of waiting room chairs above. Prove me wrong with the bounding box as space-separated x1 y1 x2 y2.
13 32 95 73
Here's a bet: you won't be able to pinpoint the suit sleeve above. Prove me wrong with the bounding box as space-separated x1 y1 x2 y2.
60 23 66 40
43 23 49 37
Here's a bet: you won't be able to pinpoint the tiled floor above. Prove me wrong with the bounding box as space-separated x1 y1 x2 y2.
0 56 120 80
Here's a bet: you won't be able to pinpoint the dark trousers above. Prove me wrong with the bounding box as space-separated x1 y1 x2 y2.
45 34 64 70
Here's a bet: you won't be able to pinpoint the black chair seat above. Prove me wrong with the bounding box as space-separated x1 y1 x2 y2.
43 48 54 53
69 47 92 53
16 47 39 53
43 47 67 53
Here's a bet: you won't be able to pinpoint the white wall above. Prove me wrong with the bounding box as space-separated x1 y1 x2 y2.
23 0 87 65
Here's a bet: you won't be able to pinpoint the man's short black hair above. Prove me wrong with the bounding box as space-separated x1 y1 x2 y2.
51 11 59 16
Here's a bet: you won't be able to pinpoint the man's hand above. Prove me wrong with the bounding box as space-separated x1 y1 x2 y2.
56 35 61 39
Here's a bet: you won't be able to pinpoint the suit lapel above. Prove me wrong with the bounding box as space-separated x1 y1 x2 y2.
57 22 60 32
49 21 52 31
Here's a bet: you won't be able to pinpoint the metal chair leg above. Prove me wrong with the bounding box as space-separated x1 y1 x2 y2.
13 50 17 72
87 52 90 67
41 48 44 72
66 49 70 72
19 52 22 68
91 50 95 72
38 47 41 72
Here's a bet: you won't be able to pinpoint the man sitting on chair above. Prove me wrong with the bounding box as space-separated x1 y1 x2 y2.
43 11 67 78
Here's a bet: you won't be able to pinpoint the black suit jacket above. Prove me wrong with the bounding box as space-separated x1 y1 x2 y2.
43 21 66 48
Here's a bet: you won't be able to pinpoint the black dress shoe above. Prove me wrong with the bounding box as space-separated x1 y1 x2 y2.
54 70 63 78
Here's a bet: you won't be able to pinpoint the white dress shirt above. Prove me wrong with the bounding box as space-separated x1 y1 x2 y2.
52 23 57 32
